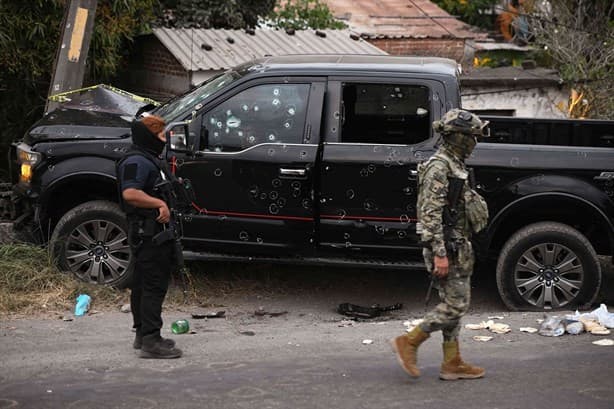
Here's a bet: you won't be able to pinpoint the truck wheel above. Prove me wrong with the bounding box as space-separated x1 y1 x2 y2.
50 200 134 288
496 222 601 311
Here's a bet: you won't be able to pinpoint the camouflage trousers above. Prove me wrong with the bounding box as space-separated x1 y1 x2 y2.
420 240 474 341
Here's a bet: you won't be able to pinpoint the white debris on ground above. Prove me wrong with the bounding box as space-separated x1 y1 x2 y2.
592 339 614 346
465 320 511 334
473 335 493 342
519 327 538 333
362 339 373 345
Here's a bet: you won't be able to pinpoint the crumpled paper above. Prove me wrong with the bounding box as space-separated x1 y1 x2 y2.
465 320 511 334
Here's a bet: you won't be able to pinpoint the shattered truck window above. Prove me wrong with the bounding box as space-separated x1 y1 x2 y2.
155 71 242 121
341 83 431 145
202 83 310 152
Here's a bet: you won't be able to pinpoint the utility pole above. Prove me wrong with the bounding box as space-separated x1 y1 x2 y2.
45 0 98 113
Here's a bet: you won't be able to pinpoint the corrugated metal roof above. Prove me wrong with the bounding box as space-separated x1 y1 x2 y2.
324 0 487 39
153 28 387 71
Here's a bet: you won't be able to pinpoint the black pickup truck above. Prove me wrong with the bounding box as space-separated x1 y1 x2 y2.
3 54 614 311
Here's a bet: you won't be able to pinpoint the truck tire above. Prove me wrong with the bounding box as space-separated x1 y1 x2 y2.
496 222 601 311
50 200 134 288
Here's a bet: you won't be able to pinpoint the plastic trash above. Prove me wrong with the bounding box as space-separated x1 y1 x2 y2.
563 319 584 335
74 294 91 316
538 316 565 337
592 304 614 328
565 304 614 329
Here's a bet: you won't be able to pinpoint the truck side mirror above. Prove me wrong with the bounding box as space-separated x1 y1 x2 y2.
165 121 193 153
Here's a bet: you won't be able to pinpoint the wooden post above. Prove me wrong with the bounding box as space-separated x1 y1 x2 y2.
45 0 98 113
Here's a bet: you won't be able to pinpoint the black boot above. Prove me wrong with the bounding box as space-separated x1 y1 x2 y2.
133 330 176 350
140 333 182 359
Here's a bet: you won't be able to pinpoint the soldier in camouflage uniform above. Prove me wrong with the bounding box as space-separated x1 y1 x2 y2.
391 109 490 381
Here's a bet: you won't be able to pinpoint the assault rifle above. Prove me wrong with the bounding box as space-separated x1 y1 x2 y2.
425 176 465 306
152 168 196 302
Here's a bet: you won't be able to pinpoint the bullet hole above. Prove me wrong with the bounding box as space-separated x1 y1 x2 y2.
272 179 282 188
302 199 311 209
239 231 249 241
292 189 301 198
269 191 278 200
367 164 376 173
257 237 263 244
375 225 386 235
214 168 223 177
400 214 410 224
360 168 369 177
249 186 259 197
346 189 355 199
398 231 407 238
345 242 352 248
337 209 346 219
364 200 377 211
403 187 413 195
344 233 350 240
277 197 286 207
269 204 279 214
260 193 267 200
291 181 301 189
268 149 275 156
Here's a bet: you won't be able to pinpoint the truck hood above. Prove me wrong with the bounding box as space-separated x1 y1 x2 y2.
25 108 133 144
25 84 160 145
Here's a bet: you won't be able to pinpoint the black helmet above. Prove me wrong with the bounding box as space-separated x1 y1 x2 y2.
432 109 490 137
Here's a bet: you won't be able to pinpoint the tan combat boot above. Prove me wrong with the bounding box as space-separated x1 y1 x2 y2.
439 340 485 380
390 326 430 377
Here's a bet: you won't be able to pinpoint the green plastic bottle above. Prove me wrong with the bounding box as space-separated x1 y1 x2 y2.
171 319 190 334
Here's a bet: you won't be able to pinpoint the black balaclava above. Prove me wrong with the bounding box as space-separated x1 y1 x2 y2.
131 120 165 156
442 131 477 160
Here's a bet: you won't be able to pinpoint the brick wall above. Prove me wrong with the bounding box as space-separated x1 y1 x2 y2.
121 37 189 100
368 38 465 62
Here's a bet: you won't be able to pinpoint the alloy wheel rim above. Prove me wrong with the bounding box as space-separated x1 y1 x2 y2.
514 242 584 309
65 219 131 284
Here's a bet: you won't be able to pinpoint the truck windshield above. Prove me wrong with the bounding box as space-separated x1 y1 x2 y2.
154 71 242 121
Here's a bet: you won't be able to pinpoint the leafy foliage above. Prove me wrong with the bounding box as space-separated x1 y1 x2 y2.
527 0 614 118
432 0 499 30
161 0 276 29
268 0 346 30
0 0 158 175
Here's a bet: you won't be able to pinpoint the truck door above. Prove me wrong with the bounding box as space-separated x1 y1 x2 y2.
317 78 443 256
177 78 325 254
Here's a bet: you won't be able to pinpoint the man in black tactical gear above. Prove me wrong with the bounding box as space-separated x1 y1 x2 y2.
117 115 182 359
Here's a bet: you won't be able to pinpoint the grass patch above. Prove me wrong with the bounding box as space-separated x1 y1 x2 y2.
0 243 126 318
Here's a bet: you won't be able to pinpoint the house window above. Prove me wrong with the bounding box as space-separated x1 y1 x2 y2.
340 83 431 145
202 83 310 152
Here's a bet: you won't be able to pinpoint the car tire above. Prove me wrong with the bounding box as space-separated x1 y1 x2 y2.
496 222 601 311
50 200 134 288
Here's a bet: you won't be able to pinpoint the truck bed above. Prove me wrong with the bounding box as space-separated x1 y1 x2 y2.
483 116 614 148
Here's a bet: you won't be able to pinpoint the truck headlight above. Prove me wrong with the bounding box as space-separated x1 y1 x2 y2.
16 143 42 184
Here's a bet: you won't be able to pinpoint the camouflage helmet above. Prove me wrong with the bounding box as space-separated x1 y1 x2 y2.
432 109 490 137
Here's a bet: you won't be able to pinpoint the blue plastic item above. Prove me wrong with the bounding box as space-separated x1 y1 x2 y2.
75 294 91 316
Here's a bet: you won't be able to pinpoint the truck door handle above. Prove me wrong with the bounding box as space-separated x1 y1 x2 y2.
280 168 306 177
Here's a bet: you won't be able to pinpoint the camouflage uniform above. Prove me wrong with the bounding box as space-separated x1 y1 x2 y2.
391 109 489 380
417 144 476 341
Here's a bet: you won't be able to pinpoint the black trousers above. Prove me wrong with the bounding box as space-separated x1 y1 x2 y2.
130 238 174 338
